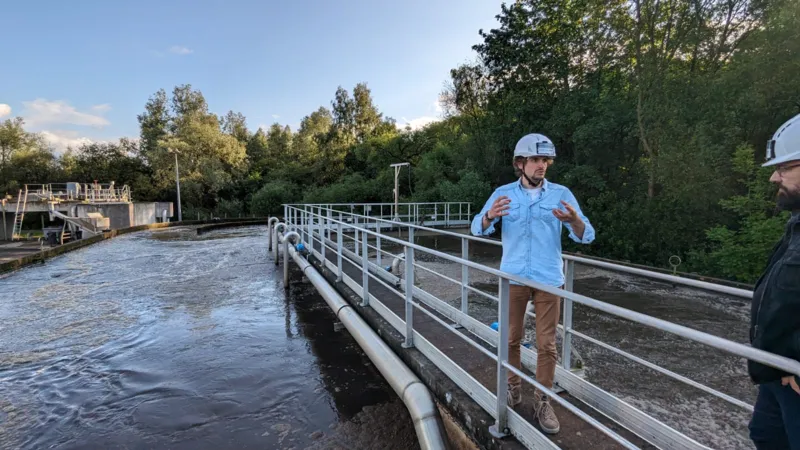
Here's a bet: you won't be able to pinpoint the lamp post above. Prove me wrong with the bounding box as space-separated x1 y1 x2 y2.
170 148 182 222
390 162 410 221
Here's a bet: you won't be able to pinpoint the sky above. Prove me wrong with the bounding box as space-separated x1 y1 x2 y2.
0 0 504 152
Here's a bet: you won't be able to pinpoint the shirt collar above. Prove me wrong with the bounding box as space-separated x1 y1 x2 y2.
517 178 549 191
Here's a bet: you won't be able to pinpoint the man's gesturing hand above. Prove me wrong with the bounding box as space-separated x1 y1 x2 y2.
553 200 580 224
486 196 511 220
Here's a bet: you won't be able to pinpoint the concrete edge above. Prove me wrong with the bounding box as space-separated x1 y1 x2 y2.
196 219 270 235
305 254 525 450
0 219 269 275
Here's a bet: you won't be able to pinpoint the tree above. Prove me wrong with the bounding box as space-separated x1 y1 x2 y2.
221 110 249 144
0 118 29 180
137 89 170 158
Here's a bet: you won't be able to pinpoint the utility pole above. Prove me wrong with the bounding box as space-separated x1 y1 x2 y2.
390 162 409 221
172 149 182 222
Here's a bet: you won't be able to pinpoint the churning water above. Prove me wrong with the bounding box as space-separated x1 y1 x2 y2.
0 226 418 450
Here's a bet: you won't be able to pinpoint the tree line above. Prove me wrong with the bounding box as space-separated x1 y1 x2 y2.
1 0 798 283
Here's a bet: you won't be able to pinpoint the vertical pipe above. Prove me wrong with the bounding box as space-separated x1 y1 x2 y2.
174 152 182 222
403 244 415 348
461 238 469 315
361 231 369 307
562 259 575 371
491 277 511 437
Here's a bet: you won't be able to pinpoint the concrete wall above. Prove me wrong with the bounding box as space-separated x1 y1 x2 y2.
155 202 174 221
134 203 155 226
1 209 12 241
76 203 134 230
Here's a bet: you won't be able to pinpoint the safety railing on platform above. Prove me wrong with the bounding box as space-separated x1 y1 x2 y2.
300 202 472 228
21 183 132 203
275 204 799 449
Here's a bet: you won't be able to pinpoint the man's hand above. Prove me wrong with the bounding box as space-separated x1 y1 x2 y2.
486 196 511 220
553 201 580 225
782 375 800 394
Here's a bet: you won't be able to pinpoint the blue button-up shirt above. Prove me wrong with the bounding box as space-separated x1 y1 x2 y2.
470 179 595 287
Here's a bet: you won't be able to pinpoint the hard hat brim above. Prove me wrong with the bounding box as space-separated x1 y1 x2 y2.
763 151 800 167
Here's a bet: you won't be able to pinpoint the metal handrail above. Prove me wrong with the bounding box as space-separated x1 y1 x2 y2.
289 206 799 375
283 205 799 449
288 204 754 299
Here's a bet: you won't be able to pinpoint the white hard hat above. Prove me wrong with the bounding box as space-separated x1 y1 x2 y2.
764 113 800 167
513 133 556 159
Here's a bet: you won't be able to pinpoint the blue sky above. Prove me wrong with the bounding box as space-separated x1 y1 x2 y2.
0 0 503 152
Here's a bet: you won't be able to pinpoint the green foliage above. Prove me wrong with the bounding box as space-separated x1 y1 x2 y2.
689 146 790 282
251 181 301 216
437 170 491 211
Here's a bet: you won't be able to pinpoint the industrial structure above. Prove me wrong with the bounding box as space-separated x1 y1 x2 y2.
1 182 174 243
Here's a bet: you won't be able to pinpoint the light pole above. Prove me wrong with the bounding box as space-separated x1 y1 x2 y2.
170 149 182 222
390 162 409 221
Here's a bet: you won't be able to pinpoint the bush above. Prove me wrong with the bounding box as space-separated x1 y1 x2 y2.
250 181 301 216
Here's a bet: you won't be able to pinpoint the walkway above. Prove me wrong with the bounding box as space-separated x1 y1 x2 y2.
274 202 800 450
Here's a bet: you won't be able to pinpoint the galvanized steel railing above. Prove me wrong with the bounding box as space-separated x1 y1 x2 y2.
278 203 795 450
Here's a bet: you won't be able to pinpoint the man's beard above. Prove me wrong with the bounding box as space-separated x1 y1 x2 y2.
776 186 800 212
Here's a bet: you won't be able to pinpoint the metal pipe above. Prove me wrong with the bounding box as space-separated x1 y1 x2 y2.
282 231 300 287
273 223 286 264
281 234 449 450
268 217 279 251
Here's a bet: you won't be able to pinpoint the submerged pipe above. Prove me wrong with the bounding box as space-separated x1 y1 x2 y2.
281 234 449 450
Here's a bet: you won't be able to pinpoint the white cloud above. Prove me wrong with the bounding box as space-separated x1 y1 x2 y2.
433 99 443 114
272 114 280 119
168 45 193 55
91 103 111 113
39 130 97 153
0 104 11 118
21 99 109 128
396 116 441 131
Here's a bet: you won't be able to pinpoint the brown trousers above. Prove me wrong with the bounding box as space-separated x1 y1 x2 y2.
508 285 561 389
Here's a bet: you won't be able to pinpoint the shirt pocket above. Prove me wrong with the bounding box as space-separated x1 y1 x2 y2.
505 203 522 222
539 203 561 223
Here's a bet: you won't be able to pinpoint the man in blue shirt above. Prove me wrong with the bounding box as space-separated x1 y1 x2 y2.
471 133 595 435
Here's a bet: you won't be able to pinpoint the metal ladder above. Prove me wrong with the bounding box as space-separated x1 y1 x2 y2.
11 186 28 240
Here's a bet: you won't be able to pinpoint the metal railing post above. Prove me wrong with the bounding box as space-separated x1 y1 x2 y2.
337 221 343 282
562 259 575 371
354 214 359 256
361 231 369 307
461 238 469 315
403 244 414 348
490 277 511 438
327 208 332 241
376 218 382 267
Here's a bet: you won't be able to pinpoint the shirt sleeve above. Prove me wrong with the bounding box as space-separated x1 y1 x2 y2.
562 189 595 244
471 190 500 236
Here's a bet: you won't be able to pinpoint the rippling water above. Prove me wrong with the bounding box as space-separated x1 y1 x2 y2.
0 226 418 450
